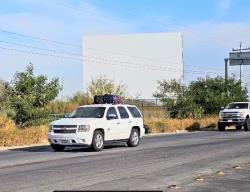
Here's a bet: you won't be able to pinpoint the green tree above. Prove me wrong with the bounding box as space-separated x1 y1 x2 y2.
154 76 248 119
0 80 15 117
6 64 61 127
87 76 128 98
153 80 204 119
189 76 248 114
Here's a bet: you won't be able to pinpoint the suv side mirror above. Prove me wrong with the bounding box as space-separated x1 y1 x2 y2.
107 113 117 120
63 113 70 118
221 107 225 110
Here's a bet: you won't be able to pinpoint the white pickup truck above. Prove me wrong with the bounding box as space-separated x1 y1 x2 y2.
48 104 145 151
218 102 250 131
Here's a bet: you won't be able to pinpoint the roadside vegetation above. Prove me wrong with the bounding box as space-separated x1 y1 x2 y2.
0 115 48 147
0 64 248 147
154 77 248 119
145 116 217 133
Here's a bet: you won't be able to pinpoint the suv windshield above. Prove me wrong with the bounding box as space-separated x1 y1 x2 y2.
226 103 249 109
69 107 106 118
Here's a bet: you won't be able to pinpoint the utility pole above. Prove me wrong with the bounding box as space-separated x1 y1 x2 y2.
224 58 228 82
61 77 64 100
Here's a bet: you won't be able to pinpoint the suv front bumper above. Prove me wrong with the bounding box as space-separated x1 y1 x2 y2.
48 132 93 146
218 119 245 126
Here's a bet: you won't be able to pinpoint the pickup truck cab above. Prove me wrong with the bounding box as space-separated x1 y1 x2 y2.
48 104 145 151
218 102 250 131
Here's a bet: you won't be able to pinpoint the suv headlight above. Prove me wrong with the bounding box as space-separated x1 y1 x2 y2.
78 125 90 132
240 112 245 118
219 112 223 120
49 125 53 132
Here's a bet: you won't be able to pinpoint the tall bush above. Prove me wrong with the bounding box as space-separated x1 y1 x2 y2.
5 64 61 127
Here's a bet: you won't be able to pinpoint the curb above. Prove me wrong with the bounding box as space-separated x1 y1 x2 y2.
0 131 203 152
143 130 189 137
0 143 49 152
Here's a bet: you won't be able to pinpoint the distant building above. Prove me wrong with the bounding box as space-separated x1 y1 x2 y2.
83 32 184 98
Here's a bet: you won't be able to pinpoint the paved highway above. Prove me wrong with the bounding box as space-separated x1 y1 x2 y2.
1 131 250 192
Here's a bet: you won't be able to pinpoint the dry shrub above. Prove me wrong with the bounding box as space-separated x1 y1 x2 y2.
0 115 48 147
140 107 166 119
145 116 218 133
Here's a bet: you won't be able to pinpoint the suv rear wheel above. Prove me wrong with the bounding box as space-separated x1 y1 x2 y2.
127 128 140 147
244 118 250 131
51 144 65 151
91 130 104 151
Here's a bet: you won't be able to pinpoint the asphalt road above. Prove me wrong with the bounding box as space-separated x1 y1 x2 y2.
1 131 250 192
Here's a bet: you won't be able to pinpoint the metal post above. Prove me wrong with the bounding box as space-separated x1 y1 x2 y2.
225 58 228 82
141 100 144 122
224 58 229 97
240 42 242 90
240 63 242 90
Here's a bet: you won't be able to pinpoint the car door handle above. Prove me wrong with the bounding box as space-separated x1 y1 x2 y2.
129 121 132 123
117 122 121 124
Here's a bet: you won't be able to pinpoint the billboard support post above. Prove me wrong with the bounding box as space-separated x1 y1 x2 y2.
225 58 228 82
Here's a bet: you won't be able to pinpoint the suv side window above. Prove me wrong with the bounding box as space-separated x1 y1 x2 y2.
118 106 129 119
106 107 118 119
127 107 142 118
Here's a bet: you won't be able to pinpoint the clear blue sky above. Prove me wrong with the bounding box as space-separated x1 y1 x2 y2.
0 0 250 98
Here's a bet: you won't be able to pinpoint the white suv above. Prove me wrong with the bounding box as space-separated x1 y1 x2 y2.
48 104 145 151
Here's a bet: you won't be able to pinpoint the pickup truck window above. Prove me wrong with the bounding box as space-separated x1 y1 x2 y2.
127 107 142 118
106 107 118 119
226 103 249 109
69 107 106 118
118 106 129 119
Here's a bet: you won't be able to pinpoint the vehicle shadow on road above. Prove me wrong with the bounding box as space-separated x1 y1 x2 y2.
185 122 247 132
9 143 127 153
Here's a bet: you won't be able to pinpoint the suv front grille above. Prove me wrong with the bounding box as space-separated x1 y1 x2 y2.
53 125 77 128
53 129 76 134
222 112 240 120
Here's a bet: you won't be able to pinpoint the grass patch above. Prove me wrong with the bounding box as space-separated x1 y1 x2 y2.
145 117 218 133
0 115 48 147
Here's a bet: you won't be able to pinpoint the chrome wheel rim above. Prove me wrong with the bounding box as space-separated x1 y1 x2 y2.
95 134 103 149
132 131 139 145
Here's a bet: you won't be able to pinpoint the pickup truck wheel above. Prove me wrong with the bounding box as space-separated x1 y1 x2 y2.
218 122 225 131
127 129 140 147
244 118 250 131
236 125 242 130
91 130 104 151
50 144 65 152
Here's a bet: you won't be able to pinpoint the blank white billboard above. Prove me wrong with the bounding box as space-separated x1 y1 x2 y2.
83 32 184 98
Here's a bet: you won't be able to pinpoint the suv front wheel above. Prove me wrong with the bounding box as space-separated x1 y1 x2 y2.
91 130 104 151
127 128 140 147
244 118 250 131
218 122 225 131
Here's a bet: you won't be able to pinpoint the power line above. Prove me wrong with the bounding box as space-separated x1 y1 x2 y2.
0 46 82 61
85 47 181 65
0 37 177 71
0 44 226 77
0 28 221 71
0 40 82 57
0 29 81 48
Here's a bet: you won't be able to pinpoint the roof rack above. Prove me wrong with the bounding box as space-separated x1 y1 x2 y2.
94 94 122 105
